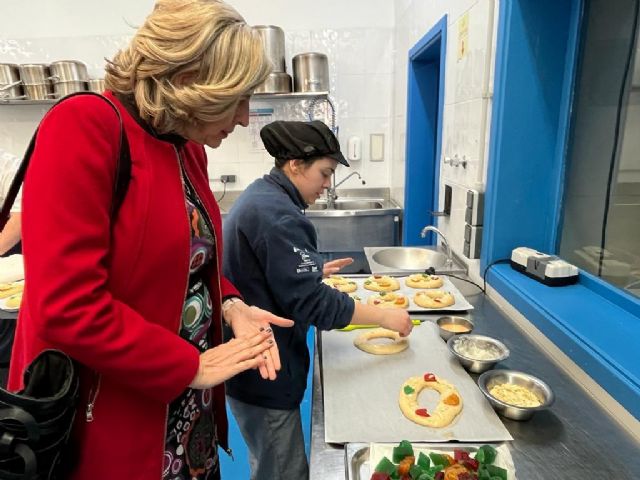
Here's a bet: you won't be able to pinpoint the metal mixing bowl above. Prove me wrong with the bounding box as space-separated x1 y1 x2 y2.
436 316 474 341
478 369 555 421
447 334 509 373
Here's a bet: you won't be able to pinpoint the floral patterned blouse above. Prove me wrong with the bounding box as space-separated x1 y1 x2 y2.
163 164 220 480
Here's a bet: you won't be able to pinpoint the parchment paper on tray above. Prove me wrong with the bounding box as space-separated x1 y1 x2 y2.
345 275 473 312
322 322 512 444
345 442 517 480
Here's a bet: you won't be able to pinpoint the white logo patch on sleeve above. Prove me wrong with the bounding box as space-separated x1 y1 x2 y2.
293 246 319 274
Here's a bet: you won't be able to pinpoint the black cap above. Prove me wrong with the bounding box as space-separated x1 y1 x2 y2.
260 120 349 167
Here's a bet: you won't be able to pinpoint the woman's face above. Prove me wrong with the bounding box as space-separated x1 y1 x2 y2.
183 97 250 148
286 157 338 205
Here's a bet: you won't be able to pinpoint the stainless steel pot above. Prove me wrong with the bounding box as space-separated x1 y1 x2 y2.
0 63 24 100
49 60 89 83
23 83 54 101
52 80 87 98
19 64 50 85
87 78 105 93
292 52 329 92
254 25 286 73
254 72 292 94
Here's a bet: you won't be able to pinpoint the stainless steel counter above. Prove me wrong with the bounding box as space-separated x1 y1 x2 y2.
309 278 640 479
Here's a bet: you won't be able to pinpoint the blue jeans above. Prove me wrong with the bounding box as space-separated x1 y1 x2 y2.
227 396 308 480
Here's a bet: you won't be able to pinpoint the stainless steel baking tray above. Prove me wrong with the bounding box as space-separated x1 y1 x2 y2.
322 322 513 443
345 275 473 312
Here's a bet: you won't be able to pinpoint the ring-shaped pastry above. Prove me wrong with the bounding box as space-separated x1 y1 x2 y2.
405 273 444 289
363 275 400 292
367 292 409 309
398 373 463 427
413 289 455 309
353 328 409 355
323 275 358 293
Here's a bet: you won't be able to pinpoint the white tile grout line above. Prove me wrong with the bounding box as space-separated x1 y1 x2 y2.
486 284 640 444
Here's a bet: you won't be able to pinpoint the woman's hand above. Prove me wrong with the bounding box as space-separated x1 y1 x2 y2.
224 300 295 380
322 257 354 277
189 329 273 389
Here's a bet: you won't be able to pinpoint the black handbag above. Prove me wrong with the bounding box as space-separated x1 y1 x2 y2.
0 350 79 480
0 92 131 479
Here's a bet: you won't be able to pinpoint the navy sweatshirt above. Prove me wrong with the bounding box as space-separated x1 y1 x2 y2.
222 168 354 409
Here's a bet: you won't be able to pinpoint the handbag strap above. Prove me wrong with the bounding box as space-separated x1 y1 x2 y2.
0 91 131 230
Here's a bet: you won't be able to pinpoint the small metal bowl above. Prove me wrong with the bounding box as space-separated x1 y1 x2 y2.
478 369 555 421
447 334 509 373
436 316 474 341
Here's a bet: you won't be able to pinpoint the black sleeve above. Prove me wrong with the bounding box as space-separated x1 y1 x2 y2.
254 214 354 330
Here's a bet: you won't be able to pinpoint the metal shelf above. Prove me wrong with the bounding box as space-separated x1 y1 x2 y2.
0 99 55 105
1 91 329 105
251 91 328 100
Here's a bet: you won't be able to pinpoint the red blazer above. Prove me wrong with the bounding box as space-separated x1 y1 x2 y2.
8 92 238 479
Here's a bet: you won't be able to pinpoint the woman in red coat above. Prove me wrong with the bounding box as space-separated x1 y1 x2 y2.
7 1 293 478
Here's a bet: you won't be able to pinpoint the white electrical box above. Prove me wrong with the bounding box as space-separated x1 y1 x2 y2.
510 247 579 286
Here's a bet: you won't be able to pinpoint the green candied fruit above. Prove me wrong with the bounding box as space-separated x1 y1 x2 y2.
403 385 415 395
486 464 507 480
392 440 414 463
409 464 424 479
416 473 435 480
417 452 430 469
374 456 396 475
475 445 497 465
428 452 447 468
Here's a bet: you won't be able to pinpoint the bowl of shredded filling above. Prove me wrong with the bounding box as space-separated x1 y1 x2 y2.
447 334 510 373
478 369 555 420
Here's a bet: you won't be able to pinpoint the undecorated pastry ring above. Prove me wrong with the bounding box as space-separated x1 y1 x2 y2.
353 328 409 355
323 275 358 293
398 373 463 427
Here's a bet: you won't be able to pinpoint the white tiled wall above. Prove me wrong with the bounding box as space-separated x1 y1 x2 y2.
391 0 498 280
0 0 395 192
1 0 500 279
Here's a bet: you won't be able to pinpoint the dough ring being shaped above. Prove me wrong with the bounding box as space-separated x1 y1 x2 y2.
398 373 463 427
322 275 358 293
413 289 455 309
353 328 409 355
367 292 409 309
405 273 444 289
363 275 400 292
5 293 22 309
0 282 23 300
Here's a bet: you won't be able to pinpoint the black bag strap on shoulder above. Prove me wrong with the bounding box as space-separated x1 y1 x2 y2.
0 91 131 231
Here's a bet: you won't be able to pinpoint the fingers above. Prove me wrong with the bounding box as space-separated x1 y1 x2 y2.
265 313 295 328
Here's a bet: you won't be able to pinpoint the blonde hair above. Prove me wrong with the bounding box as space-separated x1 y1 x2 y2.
105 0 271 134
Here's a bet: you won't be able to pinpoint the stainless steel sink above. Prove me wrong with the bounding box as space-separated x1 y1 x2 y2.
364 246 467 275
305 198 397 217
334 200 384 210
372 247 447 270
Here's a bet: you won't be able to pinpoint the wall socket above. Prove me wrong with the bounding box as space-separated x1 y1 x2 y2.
220 175 236 183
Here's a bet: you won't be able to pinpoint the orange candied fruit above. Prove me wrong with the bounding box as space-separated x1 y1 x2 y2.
443 393 460 406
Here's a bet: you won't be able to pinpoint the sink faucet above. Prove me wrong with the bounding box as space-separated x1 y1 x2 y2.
420 225 453 268
325 171 365 208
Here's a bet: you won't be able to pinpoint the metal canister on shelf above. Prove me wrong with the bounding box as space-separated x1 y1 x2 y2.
48 60 89 83
0 63 24 100
87 78 105 93
254 25 286 72
292 52 329 93
18 64 53 100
